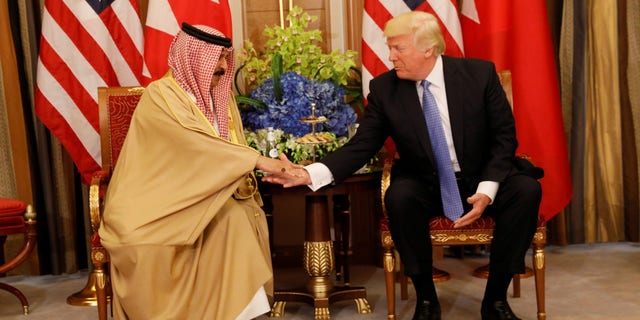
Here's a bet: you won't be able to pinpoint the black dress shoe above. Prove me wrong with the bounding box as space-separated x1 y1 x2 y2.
481 301 522 320
412 300 441 320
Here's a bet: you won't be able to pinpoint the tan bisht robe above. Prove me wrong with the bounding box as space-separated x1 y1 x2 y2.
99 75 273 320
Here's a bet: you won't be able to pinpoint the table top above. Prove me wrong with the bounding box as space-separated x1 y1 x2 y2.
258 170 381 196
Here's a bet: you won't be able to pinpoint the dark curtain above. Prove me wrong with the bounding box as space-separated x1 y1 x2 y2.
4 0 88 275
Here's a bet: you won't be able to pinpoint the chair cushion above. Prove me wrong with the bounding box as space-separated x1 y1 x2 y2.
0 216 26 235
380 216 496 232
380 215 545 233
0 198 27 217
430 216 496 230
0 199 27 236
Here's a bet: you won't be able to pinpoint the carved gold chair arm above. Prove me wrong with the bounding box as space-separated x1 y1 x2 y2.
89 171 110 234
380 158 393 217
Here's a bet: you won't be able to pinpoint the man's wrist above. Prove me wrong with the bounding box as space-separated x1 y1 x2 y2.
305 162 334 191
476 181 498 204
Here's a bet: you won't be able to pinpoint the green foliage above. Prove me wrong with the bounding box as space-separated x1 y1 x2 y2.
236 6 359 95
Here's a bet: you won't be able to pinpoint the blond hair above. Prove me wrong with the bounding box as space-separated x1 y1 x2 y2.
383 11 445 55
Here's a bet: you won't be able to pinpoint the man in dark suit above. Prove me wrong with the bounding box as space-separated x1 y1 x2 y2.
263 10 541 320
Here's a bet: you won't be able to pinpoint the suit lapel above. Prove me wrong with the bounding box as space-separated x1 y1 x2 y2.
397 77 437 166
442 57 465 168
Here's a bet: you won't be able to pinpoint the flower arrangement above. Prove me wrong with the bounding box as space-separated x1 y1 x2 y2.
243 72 356 137
235 6 363 163
244 128 349 164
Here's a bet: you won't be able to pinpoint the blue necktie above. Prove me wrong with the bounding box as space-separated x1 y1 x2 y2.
421 80 464 221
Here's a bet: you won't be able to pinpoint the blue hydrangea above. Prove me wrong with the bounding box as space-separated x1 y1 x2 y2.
241 72 357 138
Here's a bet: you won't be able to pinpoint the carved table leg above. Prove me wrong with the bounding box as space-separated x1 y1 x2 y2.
271 194 370 318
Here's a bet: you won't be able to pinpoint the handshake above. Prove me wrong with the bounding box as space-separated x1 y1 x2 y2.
256 153 312 188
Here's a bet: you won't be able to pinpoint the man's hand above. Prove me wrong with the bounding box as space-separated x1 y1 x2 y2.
453 193 491 228
257 154 311 187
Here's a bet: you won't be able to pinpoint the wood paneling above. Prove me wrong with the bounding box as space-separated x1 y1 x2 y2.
242 0 331 54
346 0 364 67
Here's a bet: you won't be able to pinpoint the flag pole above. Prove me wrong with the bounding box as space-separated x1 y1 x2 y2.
278 0 284 28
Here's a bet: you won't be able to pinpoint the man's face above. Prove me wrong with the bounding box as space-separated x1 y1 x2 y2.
387 33 433 81
210 51 229 89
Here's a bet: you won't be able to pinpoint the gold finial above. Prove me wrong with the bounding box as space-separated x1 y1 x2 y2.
24 204 37 221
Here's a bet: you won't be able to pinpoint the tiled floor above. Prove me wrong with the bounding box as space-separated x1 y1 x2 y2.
1 242 639 320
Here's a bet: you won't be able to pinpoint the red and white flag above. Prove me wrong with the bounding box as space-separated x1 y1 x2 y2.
461 0 573 220
35 0 145 184
362 0 463 155
143 0 232 83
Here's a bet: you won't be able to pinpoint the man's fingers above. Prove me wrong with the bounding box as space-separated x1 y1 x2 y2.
453 209 481 228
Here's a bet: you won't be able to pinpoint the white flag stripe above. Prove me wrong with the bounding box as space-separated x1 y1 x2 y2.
41 8 105 103
61 0 139 86
362 0 409 97
37 59 102 164
361 11 391 98
460 0 479 23
427 0 464 53
361 13 391 69
380 0 410 17
145 0 180 35
361 68 374 98
112 0 145 54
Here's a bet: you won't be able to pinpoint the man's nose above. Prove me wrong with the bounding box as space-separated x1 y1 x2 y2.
388 50 397 61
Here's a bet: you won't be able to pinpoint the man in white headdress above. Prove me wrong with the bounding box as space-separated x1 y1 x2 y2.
100 23 286 319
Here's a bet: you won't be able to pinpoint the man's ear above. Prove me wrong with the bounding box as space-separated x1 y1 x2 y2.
424 47 434 58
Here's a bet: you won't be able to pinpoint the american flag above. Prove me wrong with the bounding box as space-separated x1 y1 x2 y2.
143 0 232 83
35 0 145 184
362 0 464 97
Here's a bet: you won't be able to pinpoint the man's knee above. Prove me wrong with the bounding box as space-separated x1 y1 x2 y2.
510 175 542 204
384 178 426 215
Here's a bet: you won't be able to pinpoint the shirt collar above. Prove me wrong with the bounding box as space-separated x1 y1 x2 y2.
417 55 445 89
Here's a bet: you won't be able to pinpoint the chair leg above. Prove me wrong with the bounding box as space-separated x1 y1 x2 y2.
95 262 108 320
512 274 521 297
532 242 546 320
92 247 111 320
0 282 29 314
383 246 396 319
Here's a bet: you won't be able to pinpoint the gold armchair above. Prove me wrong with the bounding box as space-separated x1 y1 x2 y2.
94 86 144 320
69 86 144 320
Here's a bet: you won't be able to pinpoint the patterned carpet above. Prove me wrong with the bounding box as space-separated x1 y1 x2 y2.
1 242 639 320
